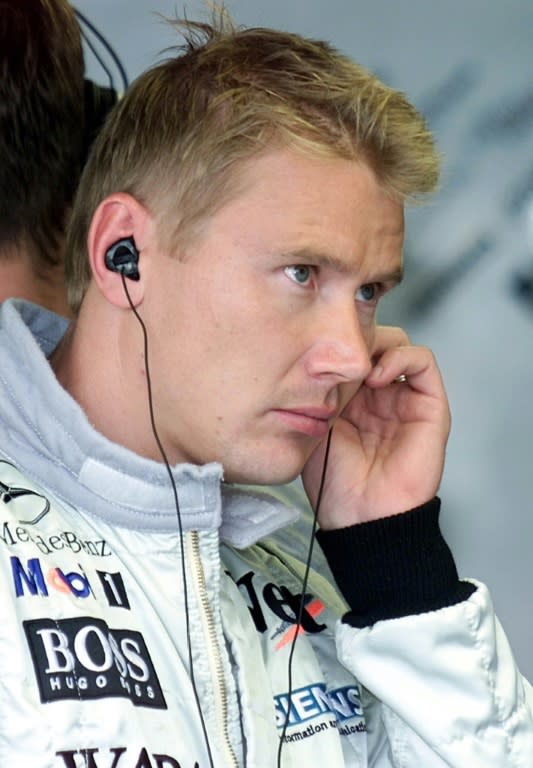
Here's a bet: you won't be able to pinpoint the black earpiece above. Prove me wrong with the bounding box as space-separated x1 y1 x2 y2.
105 237 140 281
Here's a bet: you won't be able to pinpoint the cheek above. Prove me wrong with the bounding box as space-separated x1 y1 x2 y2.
364 324 379 361
357 305 378 333
339 380 361 410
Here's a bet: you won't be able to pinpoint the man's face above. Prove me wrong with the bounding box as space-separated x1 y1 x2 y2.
144 147 404 483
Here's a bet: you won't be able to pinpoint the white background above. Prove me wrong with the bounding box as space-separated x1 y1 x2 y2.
75 0 533 680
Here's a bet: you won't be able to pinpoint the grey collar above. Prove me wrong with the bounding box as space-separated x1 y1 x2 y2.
0 300 299 547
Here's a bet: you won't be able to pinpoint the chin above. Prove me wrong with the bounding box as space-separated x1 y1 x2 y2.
224 455 305 486
220 435 316 485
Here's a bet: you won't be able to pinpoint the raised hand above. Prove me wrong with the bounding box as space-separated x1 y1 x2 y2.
302 326 451 530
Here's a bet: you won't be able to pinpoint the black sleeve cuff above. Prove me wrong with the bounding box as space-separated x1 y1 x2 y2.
315 498 476 628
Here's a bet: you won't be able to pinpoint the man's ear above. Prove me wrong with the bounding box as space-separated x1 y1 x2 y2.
89 193 152 308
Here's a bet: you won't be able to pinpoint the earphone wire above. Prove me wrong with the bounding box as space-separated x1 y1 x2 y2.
121 271 334 767
73 7 129 91
276 425 334 767
78 23 116 91
120 274 216 768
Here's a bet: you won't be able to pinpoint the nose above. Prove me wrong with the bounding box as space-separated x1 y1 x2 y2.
302 308 373 384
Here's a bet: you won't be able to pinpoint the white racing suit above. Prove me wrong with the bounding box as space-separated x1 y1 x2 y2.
0 299 532 767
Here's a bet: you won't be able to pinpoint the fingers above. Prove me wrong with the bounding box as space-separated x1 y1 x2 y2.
371 325 410 364
368 324 447 404
367 341 445 398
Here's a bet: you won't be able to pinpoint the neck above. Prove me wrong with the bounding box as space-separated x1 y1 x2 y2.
50 289 160 460
0 247 72 318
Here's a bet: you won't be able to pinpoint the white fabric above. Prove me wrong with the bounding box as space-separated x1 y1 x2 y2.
0 299 531 767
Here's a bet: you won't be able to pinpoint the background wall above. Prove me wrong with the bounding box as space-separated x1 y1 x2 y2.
75 0 533 679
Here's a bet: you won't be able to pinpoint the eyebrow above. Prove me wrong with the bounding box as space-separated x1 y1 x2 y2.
281 247 404 285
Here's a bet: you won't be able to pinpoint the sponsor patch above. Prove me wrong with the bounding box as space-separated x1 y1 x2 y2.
1 520 111 557
55 747 200 768
24 616 166 709
274 682 363 727
11 556 130 608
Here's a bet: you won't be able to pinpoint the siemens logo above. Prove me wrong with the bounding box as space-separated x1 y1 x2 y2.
24 616 166 709
274 683 363 727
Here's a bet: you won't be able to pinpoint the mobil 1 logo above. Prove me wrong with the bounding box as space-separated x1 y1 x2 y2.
24 617 166 709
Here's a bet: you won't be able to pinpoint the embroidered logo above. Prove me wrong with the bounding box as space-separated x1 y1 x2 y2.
24 616 166 709
11 556 130 608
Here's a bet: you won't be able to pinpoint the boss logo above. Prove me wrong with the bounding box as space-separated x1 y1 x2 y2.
24 617 166 709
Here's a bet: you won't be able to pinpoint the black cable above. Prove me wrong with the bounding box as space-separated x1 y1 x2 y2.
120 274 335 766
120 275 216 768
73 7 129 91
276 425 334 767
78 23 116 91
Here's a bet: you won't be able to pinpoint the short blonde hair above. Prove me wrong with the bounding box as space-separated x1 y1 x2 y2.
65 13 439 312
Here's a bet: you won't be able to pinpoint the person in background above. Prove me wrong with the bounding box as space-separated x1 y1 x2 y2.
0 0 108 316
0 11 531 767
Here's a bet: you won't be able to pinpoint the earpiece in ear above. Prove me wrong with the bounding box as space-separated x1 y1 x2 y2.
105 236 140 281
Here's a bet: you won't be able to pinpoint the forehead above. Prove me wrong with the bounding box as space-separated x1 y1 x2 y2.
198 147 404 272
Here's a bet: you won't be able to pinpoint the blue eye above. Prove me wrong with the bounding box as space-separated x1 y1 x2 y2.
357 283 377 302
284 265 312 285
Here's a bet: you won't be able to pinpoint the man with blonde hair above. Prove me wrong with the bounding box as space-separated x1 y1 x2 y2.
0 13 531 767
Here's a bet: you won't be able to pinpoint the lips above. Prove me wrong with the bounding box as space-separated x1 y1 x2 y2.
271 406 336 437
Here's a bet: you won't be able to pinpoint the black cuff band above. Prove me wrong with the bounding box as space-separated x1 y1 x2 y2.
316 498 476 628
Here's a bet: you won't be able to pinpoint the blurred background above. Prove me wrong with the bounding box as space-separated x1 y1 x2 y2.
75 0 533 679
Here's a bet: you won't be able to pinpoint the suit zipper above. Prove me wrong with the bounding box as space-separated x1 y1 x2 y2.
187 530 239 768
